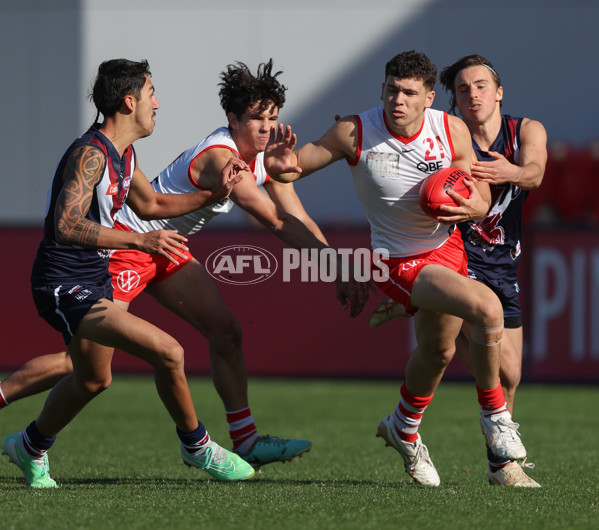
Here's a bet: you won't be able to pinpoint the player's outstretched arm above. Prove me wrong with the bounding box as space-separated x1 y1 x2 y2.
264 179 329 245
265 119 357 183
53 145 190 262
128 156 247 221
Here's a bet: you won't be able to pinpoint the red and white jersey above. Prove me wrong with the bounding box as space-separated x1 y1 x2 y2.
348 107 456 257
116 127 270 236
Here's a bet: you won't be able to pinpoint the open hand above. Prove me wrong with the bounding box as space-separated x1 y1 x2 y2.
471 151 519 186
263 123 302 178
436 177 488 224
212 155 248 199
139 229 189 265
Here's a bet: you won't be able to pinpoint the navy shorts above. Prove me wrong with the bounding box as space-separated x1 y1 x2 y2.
466 265 522 328
31 277 114 344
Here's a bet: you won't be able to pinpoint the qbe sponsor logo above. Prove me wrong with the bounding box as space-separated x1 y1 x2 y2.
205 245 278 285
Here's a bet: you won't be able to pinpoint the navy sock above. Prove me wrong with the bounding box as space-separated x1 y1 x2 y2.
487 445 510 470
176 421 208 453
23 421 56 456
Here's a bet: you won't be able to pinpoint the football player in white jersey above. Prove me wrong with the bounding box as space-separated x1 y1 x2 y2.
1 60 369 471
368 54 547 487
264 50 530 486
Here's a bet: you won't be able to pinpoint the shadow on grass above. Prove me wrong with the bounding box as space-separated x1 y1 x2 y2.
1 473 427 489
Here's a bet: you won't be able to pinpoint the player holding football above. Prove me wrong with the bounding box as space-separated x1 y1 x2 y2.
0 60 369 470
1 59 255 488
263 50 531 487
369 54 547 487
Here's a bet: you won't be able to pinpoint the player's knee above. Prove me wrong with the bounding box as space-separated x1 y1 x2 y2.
500 363 521 392
155 339 185 372
209 315 243 351
59 352 74 375
417 342 455 369
227 317 243 347
472 293 503 328
470 324 503 347
79 373 112 396
488 301 504 327
436 345 455 368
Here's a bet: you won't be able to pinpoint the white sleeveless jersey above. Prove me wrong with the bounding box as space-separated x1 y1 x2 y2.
115 127 270 235
349 107 456 257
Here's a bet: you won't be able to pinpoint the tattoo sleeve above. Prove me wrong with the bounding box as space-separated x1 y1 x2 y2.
55 146 106 247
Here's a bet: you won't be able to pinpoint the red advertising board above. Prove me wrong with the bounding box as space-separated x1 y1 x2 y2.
1 227 597 382
523 230 599 382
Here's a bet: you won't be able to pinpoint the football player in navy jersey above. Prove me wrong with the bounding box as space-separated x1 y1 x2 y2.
1 59 254 488
1 60 362 472
370 54 547 487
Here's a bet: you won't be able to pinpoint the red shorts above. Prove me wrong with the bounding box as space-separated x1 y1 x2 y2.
374 229 468 315
109 222 193 302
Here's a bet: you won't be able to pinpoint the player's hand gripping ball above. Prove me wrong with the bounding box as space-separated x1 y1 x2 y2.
418 167 470 219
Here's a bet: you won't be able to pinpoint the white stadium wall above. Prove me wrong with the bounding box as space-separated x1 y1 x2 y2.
1 0 598 226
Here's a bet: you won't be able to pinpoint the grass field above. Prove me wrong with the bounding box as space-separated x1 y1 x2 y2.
1 375 598 529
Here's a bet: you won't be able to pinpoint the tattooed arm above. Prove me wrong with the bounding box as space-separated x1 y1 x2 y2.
54 145 190 263
54 145 105 247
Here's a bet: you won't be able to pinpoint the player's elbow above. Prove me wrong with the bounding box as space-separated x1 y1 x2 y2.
270 174 296 184
268 219 286 235
135 202 163 221
136 211 159 221
522 164 545 190
55 223 68 244
54 218 77 245
528 175 544 190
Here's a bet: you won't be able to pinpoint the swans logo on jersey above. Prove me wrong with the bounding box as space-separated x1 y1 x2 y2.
365 152 401 179
205 246 278 285
116 270 141 292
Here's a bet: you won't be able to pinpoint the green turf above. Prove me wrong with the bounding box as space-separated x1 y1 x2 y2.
1 376 597 529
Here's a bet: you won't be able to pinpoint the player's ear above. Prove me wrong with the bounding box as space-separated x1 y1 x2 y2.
425 90 435 108
123 94 136 113
496 86 504 103
226 112 239 130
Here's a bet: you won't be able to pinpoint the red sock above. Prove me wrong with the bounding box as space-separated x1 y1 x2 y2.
477 382 507 416
392 384 433 443
226 407 258 453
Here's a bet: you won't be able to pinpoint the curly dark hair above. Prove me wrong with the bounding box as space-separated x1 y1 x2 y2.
218 59 286 117
385 50 437 92
440 54 502 115
89 59 151 125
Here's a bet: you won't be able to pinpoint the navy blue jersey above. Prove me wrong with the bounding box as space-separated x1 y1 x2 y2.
458 115 527 280
31 126 135 285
